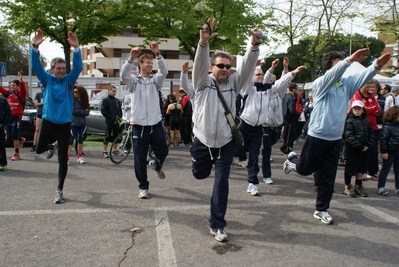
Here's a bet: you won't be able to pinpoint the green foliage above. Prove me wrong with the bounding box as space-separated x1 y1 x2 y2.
0 0 126 72
120 0 269 59
264 33 386 83
0 32 29 75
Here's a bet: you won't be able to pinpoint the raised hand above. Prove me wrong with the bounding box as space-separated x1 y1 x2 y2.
271 59 279 70
149 41 159 54
32 29 44 47
182 61 190 73
129 47 141 61
199 18 218 44
349 48 369 63
375 53 392 68
291 65 307 76
67 31 79 48
17 71 23 81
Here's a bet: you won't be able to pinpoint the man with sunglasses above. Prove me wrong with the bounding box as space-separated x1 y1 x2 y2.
31 28 83 204
191 19 261 242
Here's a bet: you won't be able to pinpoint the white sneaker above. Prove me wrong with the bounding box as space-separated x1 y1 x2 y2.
246 183 260 196
139 189 149 199
77 157 85 164
313 210 333 225
283 159 297 174
149 160 166 179
238 161 247 168
210 228 228 242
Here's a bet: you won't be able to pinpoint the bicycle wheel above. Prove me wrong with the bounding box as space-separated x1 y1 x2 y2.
110 131 131 164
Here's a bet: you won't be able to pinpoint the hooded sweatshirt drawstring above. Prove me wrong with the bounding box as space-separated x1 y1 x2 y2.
208 147 221 160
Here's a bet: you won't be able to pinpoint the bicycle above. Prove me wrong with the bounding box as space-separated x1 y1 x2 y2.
110 122 132 164
109 121 170 164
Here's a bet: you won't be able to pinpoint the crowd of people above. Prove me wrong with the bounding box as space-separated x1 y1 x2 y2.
2 22 399 243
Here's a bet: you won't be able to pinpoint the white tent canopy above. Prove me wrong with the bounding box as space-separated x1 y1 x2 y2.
342 62 399 86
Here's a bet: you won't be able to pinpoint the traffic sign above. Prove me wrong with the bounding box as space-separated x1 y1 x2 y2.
0 62 6 77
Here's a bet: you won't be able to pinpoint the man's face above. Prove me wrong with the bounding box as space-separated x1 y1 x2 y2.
9 82 19 91
109 88 117 97
210 56 231 82
139 58 153 76
381 86 388 95
52 62 66 79
253 70 264 82
368 83 378 95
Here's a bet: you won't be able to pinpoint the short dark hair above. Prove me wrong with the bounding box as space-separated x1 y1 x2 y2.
211 50 231 65
50 57 66 69
322 51 344 71
288 83 297 91
383 84 392 93
11 80 20 86
179 89 186 94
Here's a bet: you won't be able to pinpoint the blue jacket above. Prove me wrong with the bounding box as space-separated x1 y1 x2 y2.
31 48 82 124
308 58 380 141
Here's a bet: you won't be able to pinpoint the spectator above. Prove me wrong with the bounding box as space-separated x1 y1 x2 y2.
378 106 399 196
381 84 397 110
280 83 301 155
0 97 11 170
163 94 173 139
0 72 26 161
67 85 90 164
121 41 169 199
166 94 183 148
350 80 381 180
31 85 44 152
101 86 122 158
343 100 374 197
31 28 83 204
179 89 192 145
283 48 391 225
122 92 132 121
191 19 260 242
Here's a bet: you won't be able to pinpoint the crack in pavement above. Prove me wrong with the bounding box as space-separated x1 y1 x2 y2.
118 226 143 267
118 217 165 266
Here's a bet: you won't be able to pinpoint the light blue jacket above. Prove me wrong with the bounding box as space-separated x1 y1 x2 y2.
31 48 82 124
308 58 380 141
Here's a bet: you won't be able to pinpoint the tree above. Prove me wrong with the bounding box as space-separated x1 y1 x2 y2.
0 0 127 72
0 31 29 75
263 33 386 83
120 0 270 59
259 0 361 81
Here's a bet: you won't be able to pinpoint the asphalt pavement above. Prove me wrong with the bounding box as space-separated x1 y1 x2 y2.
1 139 399 267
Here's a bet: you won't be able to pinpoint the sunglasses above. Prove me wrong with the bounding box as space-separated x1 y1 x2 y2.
73 91 78 93
254 73 264 76
214 63 232 70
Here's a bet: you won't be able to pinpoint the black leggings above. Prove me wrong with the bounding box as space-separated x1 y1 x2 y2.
36 119 71 191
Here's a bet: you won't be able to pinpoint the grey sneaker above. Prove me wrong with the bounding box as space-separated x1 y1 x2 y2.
149 160 165 179
54 190 64 204
210 228 228 242
139 189 149 199
313 210 333 225
355 184 368 197
378 187 388 196
47 142 58 159
246 183 260 196
283 159 296 174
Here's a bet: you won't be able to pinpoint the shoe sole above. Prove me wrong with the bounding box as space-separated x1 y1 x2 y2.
54 199 64 204
379 192 388 196
313 214 332 225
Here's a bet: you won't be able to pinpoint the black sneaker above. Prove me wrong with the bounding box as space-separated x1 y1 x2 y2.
103 151 109 158
30 145 36 152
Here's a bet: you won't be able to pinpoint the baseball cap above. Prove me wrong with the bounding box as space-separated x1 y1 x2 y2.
351 100 364 108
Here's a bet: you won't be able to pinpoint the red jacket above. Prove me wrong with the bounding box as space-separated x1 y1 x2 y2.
350 90 381 131
0 81 26 117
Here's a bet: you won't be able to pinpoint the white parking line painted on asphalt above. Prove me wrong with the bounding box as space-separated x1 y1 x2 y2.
155 210 177 267
356 203 399 227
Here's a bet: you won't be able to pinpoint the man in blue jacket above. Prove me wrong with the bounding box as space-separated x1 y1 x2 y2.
31 28 83 204
283 48 391 224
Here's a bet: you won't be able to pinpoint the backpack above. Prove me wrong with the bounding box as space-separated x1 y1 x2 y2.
265 93 283 127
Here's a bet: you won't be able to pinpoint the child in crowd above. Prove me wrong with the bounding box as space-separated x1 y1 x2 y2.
343 100 374 197
377 106 399 196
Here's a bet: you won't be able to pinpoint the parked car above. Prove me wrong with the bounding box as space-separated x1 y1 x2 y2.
4 98 109 146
